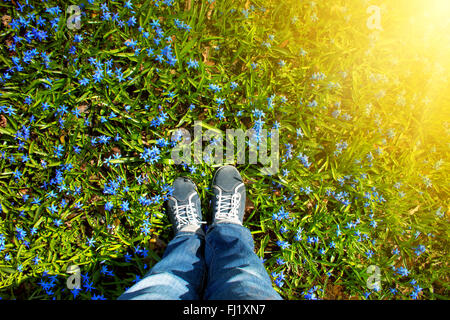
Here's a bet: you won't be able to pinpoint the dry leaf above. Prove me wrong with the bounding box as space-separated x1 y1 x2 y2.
184 0 192 11
0 115 6 128
150 237 167 251
245 197 255 214
78 104 88 113
2 15 11 27
111 146 121 155
202 46 215 66
206 1 215 20
408 205 420 215
279 39 289 48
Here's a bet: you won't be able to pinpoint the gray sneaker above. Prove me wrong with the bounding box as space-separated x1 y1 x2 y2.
211 165 246 225
166 177 205 234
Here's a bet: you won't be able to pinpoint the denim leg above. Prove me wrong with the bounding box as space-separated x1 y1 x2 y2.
118 231 206 300
203 223 282 300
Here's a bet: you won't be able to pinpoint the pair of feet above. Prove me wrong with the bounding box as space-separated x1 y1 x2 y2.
165 165 246 234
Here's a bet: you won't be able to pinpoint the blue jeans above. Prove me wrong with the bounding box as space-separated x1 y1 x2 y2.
118 223 282 300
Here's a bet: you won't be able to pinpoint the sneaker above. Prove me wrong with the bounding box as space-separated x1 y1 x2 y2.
211 165 246 225
166 177 205 234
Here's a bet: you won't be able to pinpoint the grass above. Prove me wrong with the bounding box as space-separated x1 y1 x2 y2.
0 0 448 300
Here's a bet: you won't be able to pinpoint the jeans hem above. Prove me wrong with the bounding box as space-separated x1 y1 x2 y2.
175 227 205 238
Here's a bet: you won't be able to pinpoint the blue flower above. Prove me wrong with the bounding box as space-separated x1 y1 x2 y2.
121 200 130 212
271 271 285 287
53 144 64 158
365 249 374 259
414 245 426 256
279 225 288 234
0 233 6 252
92 69 104 83
140 146 161 164
87 237 96 247
24 96 33 105
13 169 23 181
16 226 27 241
303 286 319 300
396 266 410 277
81 279 95 293
79 77 90 86
297 153 311 168
124 0 133 9
276 240 290 249
53 219 63 227
272 207 290 221
216 107 225 120
187 59 199 69
127 16 136 27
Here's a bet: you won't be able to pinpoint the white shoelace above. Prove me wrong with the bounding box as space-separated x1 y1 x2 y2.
171 194 205 228
215 192 241 222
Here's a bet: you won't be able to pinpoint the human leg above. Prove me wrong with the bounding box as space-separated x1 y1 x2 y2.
203 222 282 300
203 165 282 300
118 229 206 300
118 177 207 300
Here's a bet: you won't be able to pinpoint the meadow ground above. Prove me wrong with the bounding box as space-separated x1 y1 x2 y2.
0 0 448 299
